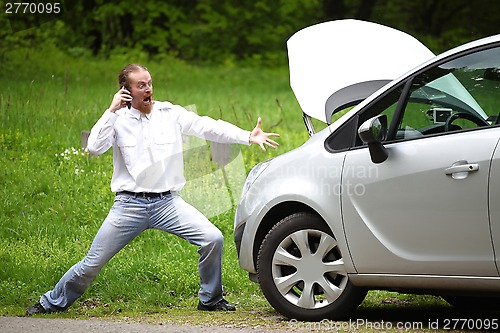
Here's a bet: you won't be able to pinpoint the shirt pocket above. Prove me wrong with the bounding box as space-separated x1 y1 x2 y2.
116 136 137 167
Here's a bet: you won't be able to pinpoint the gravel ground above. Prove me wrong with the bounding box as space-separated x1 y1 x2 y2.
0 316 286 333
4 307 500 332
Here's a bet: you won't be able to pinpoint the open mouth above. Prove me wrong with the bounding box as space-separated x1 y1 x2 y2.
143 96 152 103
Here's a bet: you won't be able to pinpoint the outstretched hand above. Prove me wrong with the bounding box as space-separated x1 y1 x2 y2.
249 117 280 151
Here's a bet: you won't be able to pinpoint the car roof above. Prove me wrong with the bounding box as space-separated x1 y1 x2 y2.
287 19 435 123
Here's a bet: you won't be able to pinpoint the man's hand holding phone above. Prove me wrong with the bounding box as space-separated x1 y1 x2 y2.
109 87 132 112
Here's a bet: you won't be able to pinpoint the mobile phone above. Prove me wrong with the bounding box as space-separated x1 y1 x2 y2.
122 86 132 109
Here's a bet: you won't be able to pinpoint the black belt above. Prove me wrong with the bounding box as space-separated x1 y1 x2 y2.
117 190 171 198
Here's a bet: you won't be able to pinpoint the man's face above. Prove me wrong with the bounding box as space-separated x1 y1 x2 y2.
128 69 154 114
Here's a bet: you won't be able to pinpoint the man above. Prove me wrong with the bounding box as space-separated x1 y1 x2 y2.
27 64 279 315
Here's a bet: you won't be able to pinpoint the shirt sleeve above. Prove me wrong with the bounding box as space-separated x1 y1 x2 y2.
175 105 251 145
87 109 119 155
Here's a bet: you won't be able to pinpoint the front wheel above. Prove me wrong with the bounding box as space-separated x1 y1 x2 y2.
257 212 366 321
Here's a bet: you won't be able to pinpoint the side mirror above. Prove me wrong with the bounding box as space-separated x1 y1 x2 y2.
358 115 389 164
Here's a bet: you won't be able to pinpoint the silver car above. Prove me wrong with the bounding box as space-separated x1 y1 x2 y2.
234 19 500 321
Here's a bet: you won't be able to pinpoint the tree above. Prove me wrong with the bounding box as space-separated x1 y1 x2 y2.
2 0 500 65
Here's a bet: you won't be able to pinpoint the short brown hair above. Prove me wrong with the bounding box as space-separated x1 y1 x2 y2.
118 64 149 90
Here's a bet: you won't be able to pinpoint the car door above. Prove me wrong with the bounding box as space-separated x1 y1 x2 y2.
342 129 499 276
488 144 500 275
341 45 500 277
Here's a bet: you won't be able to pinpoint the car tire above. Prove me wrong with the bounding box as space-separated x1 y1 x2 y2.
257 212 366 321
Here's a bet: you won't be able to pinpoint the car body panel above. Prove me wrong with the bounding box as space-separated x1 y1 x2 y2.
349 274 500 294
287 19 434 123
342 128 500 276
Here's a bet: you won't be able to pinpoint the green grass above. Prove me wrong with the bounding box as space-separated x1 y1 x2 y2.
0 47 481 332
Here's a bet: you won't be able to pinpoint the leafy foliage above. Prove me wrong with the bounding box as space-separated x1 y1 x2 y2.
2 0 500 66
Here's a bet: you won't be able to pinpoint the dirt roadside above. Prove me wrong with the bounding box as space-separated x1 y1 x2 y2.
0 316 289 333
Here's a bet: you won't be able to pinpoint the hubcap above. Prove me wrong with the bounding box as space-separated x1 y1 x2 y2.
271 229 347 309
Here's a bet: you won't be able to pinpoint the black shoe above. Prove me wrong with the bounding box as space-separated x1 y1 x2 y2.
26 302 47 316
197 299 236 311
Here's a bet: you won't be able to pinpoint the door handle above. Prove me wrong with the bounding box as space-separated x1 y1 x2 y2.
444 160 479 179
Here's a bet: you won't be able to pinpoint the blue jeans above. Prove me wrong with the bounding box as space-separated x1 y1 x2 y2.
40 192 224 311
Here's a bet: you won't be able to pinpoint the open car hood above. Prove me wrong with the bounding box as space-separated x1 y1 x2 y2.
287 19 435 124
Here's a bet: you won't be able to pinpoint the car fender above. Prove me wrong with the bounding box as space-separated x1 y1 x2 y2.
242 164 356 274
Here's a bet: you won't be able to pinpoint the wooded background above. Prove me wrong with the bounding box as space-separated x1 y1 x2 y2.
2 0 500 66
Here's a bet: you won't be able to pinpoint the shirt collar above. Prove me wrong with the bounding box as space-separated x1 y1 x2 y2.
129 107 151 120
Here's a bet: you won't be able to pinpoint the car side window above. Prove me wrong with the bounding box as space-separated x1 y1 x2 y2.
353 86 404 147
396 46 500 140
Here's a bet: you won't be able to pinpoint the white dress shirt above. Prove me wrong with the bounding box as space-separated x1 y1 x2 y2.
87 101 251 193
